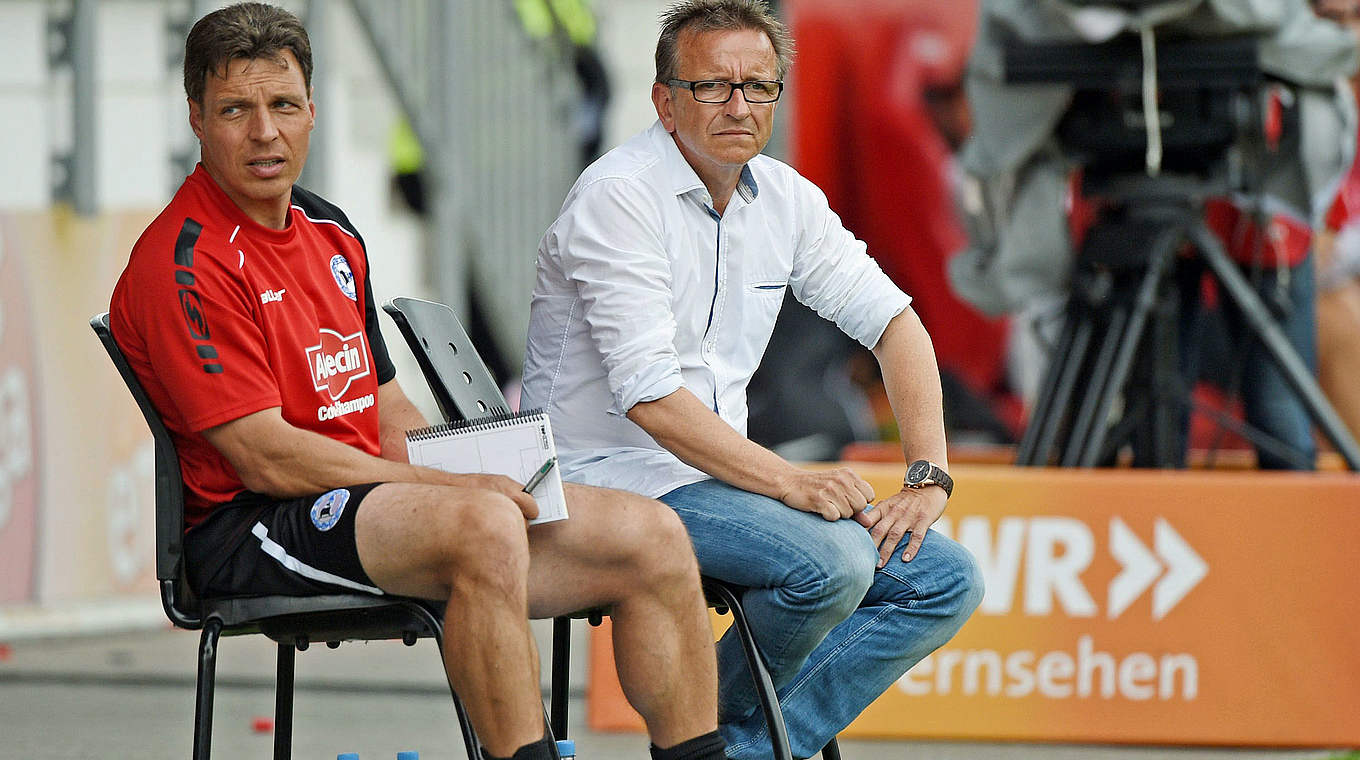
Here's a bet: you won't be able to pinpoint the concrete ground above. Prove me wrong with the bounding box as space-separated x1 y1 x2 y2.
0 623 1347 760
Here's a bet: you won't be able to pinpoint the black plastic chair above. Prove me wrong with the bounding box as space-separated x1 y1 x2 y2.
383 296 840 760
90 313 481 760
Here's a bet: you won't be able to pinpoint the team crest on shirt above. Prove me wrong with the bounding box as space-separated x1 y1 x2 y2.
306 327 371 400
310 489 350 532
330 254 357 301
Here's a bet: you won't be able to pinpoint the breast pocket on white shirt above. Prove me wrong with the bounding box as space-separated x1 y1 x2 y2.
747 280 788 328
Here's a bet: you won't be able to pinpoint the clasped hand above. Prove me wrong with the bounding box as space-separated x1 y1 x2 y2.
778 467 874 521
855 485 947 567
778 467 946 568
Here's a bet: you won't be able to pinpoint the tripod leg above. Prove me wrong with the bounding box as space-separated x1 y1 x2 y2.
1075 225 1183 467
1063 304 1130 466
1018 307 1094 466
1147 287 1184 467
1188 223 1360 470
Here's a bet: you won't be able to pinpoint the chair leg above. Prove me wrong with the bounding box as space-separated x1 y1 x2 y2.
274 643 296 760
707 583 793 760
194 617 223 760
820 738 842 760
550 617 572 740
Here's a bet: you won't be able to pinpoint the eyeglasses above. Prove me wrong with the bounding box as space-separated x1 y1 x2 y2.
666 79 784 104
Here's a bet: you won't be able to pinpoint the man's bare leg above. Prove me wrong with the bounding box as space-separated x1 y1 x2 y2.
354 483 546 757
525 484 718 747
1318 279 1360 437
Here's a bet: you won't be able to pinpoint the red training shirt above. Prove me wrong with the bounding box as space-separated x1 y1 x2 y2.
110 165 396 528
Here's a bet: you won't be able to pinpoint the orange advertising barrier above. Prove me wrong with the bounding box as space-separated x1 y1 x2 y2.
588 463 1360 745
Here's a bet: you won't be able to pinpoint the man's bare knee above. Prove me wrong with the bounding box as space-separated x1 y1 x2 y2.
622 497 700 589
436 492 530 596
653 504 693 556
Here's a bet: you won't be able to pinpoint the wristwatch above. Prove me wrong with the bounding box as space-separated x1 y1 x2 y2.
904 459 953 498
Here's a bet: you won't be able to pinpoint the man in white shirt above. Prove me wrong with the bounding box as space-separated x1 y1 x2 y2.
522 1 983 756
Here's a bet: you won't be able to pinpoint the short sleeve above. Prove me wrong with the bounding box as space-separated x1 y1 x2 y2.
125 242 283 432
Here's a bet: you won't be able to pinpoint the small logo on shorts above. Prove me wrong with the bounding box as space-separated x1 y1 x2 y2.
310 489 350 532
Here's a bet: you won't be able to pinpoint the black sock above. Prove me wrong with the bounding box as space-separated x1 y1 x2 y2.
483 735 557 760
650 730 727 760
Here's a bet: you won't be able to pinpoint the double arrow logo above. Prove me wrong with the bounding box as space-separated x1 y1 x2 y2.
1108 518 1208 620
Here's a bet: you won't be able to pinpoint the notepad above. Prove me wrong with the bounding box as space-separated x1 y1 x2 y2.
406 409 568 524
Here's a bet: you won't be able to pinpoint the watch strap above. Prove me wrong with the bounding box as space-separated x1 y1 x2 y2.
905 459 953 498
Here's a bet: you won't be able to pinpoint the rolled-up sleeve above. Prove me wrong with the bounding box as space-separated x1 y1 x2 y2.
557 178 685 415
788 176 911 349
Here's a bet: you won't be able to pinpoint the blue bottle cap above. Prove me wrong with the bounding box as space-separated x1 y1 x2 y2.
555 739 576 758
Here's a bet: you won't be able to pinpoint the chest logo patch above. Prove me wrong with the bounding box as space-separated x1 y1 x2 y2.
330 254 357 301
306 328 371 400
310 488 350 532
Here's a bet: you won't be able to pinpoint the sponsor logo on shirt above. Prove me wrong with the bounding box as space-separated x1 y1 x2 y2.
310 488 350 531
330 254 357 301
306 328 370 401
178 289 210 340
260 288 286 304
318 393 375 421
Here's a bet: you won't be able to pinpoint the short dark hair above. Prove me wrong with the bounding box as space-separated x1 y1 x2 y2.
183 3 312 103
655 0 794 83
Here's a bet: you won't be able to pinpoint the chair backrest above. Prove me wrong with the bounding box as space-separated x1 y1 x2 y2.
382 297 510 421
90 313 200 628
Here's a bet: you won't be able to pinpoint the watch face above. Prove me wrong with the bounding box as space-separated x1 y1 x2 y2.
908 460 931 482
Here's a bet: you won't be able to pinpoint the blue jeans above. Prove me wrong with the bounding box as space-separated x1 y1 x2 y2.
1177 255 1317 469
660 480 983 760
1238 258 1317 469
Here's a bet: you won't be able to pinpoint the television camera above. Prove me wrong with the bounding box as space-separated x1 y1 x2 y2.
1004 31 1360 469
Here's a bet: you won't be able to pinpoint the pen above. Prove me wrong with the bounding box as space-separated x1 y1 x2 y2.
522 456 557 494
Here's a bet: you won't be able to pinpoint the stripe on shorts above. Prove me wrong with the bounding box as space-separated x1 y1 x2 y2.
250 522 384 595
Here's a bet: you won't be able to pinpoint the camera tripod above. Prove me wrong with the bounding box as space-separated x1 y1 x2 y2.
1015 174 1360 470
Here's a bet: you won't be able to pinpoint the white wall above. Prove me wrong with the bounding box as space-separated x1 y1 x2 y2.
595 0 672 147
95 1 170 209
0 1 50 209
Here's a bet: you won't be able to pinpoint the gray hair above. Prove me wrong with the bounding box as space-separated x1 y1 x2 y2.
655 0 794 83
184 3 312 103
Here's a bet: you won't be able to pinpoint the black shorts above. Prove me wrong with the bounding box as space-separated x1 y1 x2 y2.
184 483 384 598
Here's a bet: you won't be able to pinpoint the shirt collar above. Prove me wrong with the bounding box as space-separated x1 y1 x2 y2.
736 164 759 203
649 120 761 208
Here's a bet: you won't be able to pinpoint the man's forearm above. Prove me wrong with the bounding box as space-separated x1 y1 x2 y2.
203 407 494 499
627 388 798 499
860 307 952 563
376 379 431 463
873 308 949 469
627 388 875 520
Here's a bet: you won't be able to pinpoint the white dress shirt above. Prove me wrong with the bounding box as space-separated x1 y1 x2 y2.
521 121 911 498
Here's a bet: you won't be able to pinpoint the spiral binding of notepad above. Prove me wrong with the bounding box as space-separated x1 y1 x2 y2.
406 408 547 442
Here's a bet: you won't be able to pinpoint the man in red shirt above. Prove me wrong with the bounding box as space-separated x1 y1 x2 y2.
109 6 725 760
